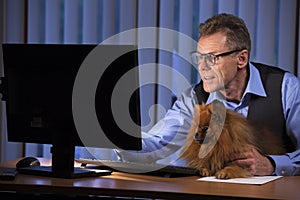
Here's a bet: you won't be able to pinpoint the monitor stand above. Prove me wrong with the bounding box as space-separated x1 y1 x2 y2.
17 136 112 179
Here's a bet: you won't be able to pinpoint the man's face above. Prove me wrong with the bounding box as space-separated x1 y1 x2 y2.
197 32 241 93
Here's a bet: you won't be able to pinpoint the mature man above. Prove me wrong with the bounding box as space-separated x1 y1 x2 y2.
118 13 300 176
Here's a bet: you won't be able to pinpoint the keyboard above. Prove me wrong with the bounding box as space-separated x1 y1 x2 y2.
0 167 18 180
75 158 199 178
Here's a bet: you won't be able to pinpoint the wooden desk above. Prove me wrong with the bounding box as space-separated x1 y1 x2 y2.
0 158 299 199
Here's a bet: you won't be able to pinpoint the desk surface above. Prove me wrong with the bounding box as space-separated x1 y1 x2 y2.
0 158 299 199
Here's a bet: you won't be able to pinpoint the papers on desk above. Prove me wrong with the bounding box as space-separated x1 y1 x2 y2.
197 176 282 185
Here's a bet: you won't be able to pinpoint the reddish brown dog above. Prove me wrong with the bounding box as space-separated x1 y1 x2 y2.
180 100 286 179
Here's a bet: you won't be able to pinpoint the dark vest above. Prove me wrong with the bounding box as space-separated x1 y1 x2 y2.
194 62 295 151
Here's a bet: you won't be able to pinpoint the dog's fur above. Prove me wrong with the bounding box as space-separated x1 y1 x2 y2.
180 100 286 179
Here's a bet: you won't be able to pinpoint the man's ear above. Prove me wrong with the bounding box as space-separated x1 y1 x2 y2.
237 49 248 69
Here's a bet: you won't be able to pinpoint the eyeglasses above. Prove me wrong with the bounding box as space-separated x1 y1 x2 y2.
190 49 244 66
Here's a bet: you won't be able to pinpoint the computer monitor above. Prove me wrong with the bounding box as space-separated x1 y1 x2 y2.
0 43 142 178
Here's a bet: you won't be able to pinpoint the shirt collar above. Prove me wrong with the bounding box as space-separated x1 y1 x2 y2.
206 62 267 104
244 62 266 97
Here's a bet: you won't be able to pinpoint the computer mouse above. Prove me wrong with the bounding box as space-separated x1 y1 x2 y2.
16 157 41 169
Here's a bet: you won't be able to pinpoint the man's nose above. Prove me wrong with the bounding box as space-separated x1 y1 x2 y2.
198 61 211 71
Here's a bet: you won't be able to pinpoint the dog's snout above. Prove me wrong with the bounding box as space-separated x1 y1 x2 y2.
193 126 209 144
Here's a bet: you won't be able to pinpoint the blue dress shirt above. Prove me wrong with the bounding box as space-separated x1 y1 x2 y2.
117 63 300 176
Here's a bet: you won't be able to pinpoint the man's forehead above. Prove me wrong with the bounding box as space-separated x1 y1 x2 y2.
197 35 227 53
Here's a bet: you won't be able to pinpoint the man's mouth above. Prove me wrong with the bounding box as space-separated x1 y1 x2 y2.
203 75 214 80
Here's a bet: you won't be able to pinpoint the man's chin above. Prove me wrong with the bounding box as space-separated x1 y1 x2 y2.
203 84 224 93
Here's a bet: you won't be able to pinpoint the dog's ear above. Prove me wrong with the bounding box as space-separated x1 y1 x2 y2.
196 102 206 114
194 104 201 115
192 104 201 124
206 103 213 113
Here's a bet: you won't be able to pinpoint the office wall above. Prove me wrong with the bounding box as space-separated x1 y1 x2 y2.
0 0 4 162
0 0 25 162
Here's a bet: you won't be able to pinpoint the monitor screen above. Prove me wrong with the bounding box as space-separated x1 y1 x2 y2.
1 43 142 178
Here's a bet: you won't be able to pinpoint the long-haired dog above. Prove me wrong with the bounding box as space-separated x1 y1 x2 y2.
180 100 286 179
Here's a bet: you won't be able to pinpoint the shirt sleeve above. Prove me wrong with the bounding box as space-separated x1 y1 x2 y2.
270 72 300 176
270 150 300 176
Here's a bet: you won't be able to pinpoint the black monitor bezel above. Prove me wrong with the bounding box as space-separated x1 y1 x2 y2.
1 43 142 178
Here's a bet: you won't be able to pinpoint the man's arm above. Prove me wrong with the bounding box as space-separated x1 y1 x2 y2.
116 88 196 164
231 73 300 176
271 72 300 176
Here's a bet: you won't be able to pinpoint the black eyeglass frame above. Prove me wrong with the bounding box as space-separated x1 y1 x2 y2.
190 49 245 66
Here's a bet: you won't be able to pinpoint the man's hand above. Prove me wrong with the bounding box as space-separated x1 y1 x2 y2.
228 146 275 175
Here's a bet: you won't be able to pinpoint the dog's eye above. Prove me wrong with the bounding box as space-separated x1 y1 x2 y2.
194 132 199 138
201 126 208 133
